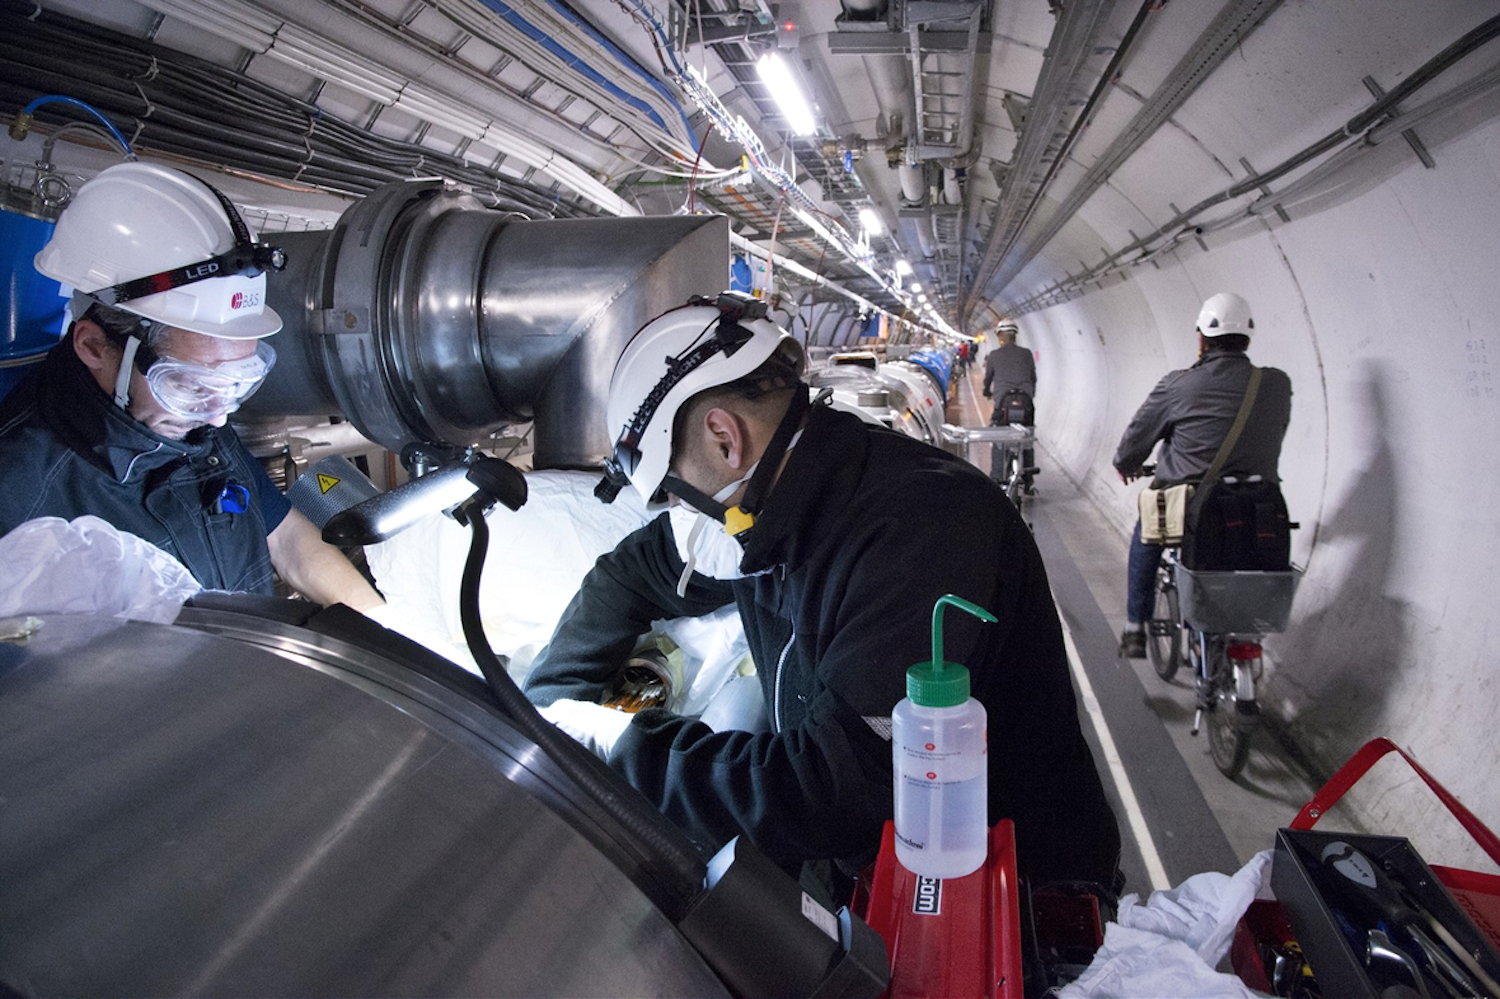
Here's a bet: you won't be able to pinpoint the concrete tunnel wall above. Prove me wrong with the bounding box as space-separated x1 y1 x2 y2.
1020 101 1500 873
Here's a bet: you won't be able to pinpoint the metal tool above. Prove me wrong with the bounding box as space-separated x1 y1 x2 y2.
1366 928 1433 999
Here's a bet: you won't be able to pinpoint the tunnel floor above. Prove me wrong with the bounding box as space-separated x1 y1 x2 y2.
951 361 1326 896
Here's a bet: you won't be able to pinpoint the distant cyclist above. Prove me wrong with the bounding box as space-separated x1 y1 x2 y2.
982 320 1037 491
1112 293 1293 659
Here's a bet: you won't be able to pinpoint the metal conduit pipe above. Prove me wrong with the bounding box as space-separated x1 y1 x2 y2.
898 157 926 206
864 53 914 139
244 181 729 468
942 167 963 206
904 213 938 261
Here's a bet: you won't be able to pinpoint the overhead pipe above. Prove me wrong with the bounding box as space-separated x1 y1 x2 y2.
969 0 1292 319
942 167 963 206
898 157 926 206
245 180 728 469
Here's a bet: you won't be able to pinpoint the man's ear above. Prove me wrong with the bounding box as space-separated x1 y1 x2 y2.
701 405 750 471
72 319 117 375
72 318 125 396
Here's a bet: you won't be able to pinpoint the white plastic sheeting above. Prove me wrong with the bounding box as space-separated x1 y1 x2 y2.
0 515 201 624
365 469 753 717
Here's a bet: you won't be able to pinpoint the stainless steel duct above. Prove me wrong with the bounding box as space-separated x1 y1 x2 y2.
246 180 729 469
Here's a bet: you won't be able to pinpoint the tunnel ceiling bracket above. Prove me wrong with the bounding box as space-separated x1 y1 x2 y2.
1238 158 1292 224
1362 76 1438 170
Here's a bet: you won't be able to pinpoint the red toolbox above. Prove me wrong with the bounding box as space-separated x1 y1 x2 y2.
1232 737 1500 996
857 820 1025 999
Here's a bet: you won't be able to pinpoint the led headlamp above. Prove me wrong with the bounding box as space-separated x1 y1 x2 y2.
88 177 286 309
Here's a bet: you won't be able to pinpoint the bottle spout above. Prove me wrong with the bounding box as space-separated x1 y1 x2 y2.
931 594 998 679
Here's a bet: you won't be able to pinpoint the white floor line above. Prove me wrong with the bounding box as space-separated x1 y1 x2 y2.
964 362 1169 888
1056 601 1172 891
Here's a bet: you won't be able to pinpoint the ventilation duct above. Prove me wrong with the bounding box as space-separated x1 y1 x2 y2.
245 181 729 469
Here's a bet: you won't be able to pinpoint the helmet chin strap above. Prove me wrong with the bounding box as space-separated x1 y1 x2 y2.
661 387 811 541
113 335 142 410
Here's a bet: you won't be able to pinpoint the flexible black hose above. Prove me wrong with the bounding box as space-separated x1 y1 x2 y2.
454 495 706 922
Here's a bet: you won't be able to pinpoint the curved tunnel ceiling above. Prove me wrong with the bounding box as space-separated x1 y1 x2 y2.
4 0 1500 869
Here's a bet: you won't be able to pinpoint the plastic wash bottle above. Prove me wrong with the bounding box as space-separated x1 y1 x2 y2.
892 594 998 880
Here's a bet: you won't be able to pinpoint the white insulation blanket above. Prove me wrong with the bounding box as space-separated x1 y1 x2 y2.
366 469 752 716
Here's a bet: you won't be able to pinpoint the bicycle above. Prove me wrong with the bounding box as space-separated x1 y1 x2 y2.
1141 494 1301 778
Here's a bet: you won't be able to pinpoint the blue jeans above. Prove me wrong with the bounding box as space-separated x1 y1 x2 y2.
1127 519 1163 625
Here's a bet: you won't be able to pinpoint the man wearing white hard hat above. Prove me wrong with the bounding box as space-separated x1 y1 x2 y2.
983 319 1038 491
1112 292 1292 659
0 162 381 609
525 292 1121 903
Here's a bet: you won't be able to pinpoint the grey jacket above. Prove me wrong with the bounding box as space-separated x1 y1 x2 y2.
982 343 1036 399
1113 351 1292 486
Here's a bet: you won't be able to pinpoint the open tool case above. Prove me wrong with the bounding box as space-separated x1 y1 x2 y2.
1233 738 1500 998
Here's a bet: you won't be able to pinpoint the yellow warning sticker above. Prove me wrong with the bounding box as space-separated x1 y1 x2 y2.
317 473 341 495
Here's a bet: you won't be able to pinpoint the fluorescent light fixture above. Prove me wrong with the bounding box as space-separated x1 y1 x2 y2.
895 259 913 276
858 207 884 236
918 293 928 303
756 52 816 136
910 282 922 292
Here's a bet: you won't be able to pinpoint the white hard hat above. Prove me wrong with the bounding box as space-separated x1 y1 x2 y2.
599 293 802 506
1196 292 1253 338
997 320 1019 334
34 161 283 339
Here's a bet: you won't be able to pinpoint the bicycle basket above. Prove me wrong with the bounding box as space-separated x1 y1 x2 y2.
1175 565 1302 633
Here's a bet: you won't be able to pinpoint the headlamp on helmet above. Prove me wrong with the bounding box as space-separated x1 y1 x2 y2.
599 292 795 507
34 161 285 341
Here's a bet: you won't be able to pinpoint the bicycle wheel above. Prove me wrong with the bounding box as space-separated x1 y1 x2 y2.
1206 659 1251 778
1145 577 1183 680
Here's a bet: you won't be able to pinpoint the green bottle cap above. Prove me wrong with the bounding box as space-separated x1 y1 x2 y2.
905 594 998 708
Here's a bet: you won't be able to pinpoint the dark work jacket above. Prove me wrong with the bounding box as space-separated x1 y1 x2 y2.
0 334 288 592
526 403 1121 887
1113 351 1292 486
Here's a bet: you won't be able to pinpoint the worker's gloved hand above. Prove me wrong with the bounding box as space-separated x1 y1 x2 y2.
538 699 633 760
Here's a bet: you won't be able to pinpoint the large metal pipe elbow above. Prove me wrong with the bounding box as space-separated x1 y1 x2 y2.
247 180 729 470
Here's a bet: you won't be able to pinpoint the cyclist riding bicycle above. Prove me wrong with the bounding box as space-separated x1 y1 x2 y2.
983 320 1037 492
1113 292 1293 659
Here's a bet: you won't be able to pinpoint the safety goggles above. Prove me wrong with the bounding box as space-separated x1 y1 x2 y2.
141 340 277 419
